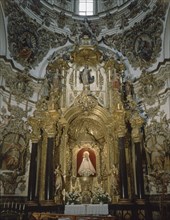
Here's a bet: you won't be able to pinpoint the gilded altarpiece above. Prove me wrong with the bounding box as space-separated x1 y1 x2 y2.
42 40 127 204
28 38 138 205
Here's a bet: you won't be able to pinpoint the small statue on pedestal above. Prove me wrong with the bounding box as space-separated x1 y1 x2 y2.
54 164 64 204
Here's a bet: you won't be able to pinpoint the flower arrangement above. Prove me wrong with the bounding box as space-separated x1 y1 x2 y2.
65 191 81 204
92 187 111 204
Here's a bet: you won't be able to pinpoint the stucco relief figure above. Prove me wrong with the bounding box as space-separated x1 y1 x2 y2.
2 144 20 170
78 151 96 177
145 137 165 172
135 35 153 61
1 134 25 171
54 164 64 203
79 65 94 86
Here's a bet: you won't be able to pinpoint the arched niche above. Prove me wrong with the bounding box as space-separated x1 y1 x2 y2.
56 100 118 195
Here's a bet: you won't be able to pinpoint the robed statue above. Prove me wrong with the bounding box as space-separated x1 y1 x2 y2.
79 65 94 86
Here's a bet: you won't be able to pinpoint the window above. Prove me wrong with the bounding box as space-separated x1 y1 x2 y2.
79 0 94 16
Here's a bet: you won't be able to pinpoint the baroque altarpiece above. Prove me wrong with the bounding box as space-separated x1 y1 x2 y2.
26 36 146 205
0 34 170 209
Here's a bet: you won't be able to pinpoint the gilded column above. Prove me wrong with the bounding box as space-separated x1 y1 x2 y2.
130 112 145 203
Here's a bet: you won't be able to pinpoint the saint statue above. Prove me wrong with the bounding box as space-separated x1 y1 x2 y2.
78 151 96 177
54 164 64 203
79 65 94 86
110 164 119 196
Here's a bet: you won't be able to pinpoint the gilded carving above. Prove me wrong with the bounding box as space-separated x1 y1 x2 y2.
111 91 126 137
71 43 102 67
130 112 144 142
27 117 41 142
74 90 98 113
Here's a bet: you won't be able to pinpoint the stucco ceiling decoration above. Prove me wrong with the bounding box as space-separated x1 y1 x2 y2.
17 0 152 34
2 0 168 78
103 1 167 70
4 0 67 68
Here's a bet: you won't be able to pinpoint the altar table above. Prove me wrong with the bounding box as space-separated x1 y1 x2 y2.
64 204 109 215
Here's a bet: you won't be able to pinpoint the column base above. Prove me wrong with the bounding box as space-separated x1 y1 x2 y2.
39 200 56 206
119 198 131 204
136 198 145 204
26 200 38 206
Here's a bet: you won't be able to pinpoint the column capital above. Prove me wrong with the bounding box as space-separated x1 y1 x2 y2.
117 127 126 138
130 112 144 142
42 109 60 137
28 116 41 142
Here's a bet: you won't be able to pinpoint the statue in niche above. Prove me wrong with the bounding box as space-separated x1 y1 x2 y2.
54 164 64 203
78 151 96 177
109 164 119 196
112 71 121 91
79 65 94 86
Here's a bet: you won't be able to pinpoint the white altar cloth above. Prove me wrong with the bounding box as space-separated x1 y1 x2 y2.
64 204 108 215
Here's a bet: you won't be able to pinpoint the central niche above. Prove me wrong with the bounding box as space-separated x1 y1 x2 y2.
67 117 105 179
77 146 96 177
61 104 118 204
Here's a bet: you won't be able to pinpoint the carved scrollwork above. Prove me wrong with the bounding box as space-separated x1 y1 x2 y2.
103 2 167 69
136 70 165 106
74 90 98 113
5 0 67 68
